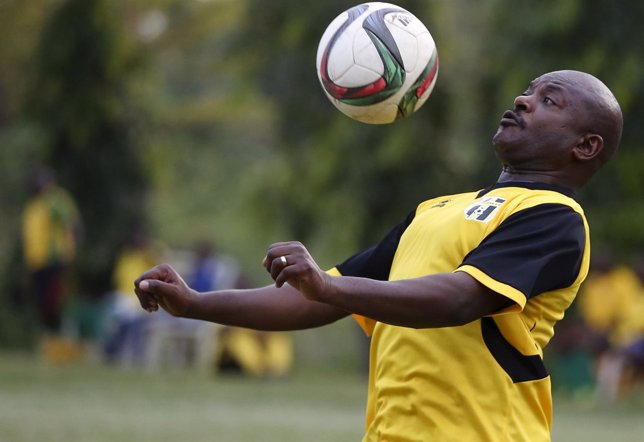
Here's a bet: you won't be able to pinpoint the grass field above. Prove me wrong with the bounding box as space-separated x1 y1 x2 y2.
1 351 643 442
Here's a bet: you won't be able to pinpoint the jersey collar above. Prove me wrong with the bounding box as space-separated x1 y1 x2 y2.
477 180 576 199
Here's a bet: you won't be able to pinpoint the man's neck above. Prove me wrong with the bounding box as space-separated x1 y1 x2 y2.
497 167 580 192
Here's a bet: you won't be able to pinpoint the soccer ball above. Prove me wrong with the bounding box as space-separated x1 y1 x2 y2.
316 2 439 124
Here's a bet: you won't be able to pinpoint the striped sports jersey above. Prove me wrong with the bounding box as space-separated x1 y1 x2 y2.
332 181 590 442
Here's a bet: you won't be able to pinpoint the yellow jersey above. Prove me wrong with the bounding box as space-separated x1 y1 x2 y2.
334 181 590 442
22 186 80 270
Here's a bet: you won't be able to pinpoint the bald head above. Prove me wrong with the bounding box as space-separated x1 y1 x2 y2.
545 70 623 165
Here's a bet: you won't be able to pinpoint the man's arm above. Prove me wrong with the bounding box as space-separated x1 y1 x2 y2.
135 263 350 331
325 272 511 328
265 242 513 329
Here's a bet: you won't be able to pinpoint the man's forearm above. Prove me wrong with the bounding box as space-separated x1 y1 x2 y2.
186 284 350 331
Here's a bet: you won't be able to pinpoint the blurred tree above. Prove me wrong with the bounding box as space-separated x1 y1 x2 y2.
0 0 67 347
0 0 52 125
25 0 148 305
118 0 279 270
2 0 643 349
235 0 488 264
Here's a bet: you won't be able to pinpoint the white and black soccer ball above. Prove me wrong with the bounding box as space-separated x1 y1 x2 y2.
316 2 439 124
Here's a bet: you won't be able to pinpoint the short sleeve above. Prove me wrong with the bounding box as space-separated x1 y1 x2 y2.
335 209 415 337
336 209 415 280
458 203 586 302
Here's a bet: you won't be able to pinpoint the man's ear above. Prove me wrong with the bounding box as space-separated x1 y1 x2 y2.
573 133 604 161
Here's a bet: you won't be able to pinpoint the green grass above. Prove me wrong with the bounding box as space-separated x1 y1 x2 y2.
552 396 644 441
0 352 366 442
547 354 644 440
1 351 643 442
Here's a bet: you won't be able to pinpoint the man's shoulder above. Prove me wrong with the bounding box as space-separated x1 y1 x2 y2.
479 181 584 217
414 182 584 219
416 190 480 212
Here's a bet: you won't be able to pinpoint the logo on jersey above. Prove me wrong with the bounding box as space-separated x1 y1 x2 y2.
464 196 506 223
430 199 452 208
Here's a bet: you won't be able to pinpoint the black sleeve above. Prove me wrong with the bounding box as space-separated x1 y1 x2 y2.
336 209 416 280
461 203 586 298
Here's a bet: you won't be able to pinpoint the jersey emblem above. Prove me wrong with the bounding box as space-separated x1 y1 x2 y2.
430 199 452 208
464 196 506 223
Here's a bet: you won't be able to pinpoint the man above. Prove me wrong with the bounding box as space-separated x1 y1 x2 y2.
22 167 82 335
22 167 83 363
135 70 623 441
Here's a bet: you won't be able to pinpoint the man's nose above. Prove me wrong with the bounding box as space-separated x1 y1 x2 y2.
513 94 531 112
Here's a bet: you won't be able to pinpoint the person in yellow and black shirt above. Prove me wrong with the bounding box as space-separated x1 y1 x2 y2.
134 70 623 442
580 254 644 401
22 167 81 335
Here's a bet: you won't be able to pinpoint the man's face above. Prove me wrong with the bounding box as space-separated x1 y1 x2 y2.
492 72 587 170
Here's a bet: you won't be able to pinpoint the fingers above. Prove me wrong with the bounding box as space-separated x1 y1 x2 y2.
135 263 178 286
262 241 325 294
263 241 303 267
263 242 302 285
134 282 158 312
273 262 304 288
270 255 292 286
262 241 331 302
134 263 178 312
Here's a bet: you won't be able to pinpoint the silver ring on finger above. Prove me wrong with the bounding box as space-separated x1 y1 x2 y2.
280 255 288 266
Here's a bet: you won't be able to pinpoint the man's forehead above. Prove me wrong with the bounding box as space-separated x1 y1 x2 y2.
529 73 573 90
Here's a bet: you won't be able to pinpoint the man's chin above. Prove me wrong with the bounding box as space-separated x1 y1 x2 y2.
492 134 517 163
492 125 520 148
492 128 507 148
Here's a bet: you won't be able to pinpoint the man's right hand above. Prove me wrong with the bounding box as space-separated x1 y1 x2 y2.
134 263 197 318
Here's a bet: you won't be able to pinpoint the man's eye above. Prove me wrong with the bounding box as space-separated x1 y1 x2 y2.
544 96 555 105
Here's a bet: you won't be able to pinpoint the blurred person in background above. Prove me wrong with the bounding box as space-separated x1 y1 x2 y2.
102 229 159 366
188 239 240 294
188 240 293 377
214 274 293 378
577 251 637 355
586 252 644 401
22 166 82 362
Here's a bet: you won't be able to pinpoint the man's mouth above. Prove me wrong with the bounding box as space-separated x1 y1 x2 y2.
500 110 525 128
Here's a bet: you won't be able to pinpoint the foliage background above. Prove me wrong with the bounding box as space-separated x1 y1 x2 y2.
0 0 642 348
